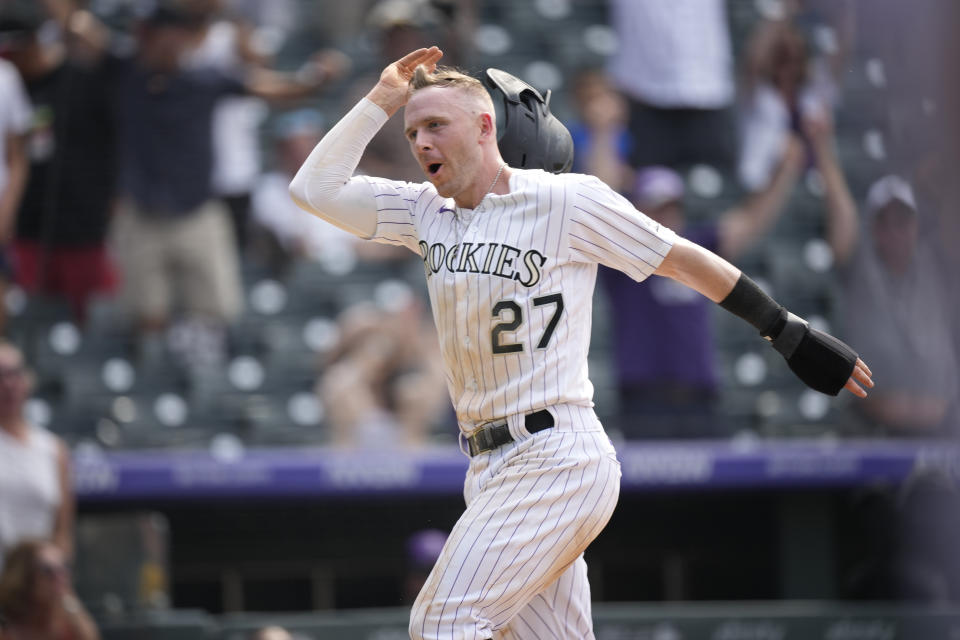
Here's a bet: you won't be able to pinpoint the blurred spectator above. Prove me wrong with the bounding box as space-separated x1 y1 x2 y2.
184 0 267 253
0 539 98 640
598 142 805 439
56 0 347 364
250 110 362 277
402 528 447 604
184 0 300 253
606 0 736 170
827 172 959 436
317 283 448 448
739 17 839 193
567 68 632 191
0 55 31 336
0 5 119 325
251 109 409 277
839 0 960 435
0 341 74 571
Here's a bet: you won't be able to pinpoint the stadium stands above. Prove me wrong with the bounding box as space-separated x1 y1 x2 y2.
1 0 954 632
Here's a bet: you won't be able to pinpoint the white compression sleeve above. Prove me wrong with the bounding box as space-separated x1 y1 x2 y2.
288 98 391 238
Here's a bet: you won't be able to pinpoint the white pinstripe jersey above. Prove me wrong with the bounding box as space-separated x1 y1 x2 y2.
360 168 677 432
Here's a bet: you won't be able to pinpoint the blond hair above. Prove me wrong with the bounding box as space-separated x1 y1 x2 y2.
409 65 494 112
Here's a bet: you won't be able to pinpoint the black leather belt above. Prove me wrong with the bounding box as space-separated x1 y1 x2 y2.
466 409 554 457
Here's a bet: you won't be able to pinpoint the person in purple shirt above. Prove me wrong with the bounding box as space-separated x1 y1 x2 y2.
600 148 805 438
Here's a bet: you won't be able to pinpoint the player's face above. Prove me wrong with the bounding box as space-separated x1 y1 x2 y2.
404 87 487 202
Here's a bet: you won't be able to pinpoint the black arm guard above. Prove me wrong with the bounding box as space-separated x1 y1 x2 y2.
767 310 859 396
719 274 858 396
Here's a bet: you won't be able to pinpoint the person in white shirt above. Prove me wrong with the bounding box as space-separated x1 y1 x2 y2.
738 17 839 192
606 0 736 169
0 341 74 572
251 109 359 274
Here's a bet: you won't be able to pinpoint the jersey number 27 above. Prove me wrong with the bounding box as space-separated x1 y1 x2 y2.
491 293 565 354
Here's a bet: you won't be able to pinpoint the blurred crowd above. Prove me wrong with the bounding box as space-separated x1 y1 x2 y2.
0 0 954 442
0 0 951 455
594 0 958 440
0 0 957 626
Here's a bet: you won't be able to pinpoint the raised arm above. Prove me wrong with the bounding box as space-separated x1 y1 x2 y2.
578 84 632 193
39 0 110 60
718 134 805 260
805 111 859 264
289 47 442 237
655 238 873 398
364 46 443 116
245 49 350 102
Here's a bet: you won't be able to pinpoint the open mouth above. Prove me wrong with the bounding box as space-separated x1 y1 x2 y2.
428 163 443 177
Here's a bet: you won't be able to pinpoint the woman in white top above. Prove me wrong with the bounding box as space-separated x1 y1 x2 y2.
0 341 73 571
738 18 839 192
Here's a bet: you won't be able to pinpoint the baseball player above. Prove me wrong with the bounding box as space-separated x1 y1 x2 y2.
290 47 873 639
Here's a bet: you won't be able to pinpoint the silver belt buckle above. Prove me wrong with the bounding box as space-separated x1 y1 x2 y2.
469 419 506 456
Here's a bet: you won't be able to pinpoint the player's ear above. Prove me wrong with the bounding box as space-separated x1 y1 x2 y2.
478 112 495 140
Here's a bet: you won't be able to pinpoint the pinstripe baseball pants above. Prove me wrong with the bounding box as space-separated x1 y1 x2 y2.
409 405 621 639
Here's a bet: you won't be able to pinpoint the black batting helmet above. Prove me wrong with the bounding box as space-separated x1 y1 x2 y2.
483 68 574 174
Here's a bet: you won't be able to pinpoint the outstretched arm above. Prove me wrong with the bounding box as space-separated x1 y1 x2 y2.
654 237 740 304
289 47 443 237
245 49 350 102
655 238 874 397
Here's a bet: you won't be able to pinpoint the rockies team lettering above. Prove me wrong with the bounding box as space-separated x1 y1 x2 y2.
418 241 547 287
357 169 677 424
